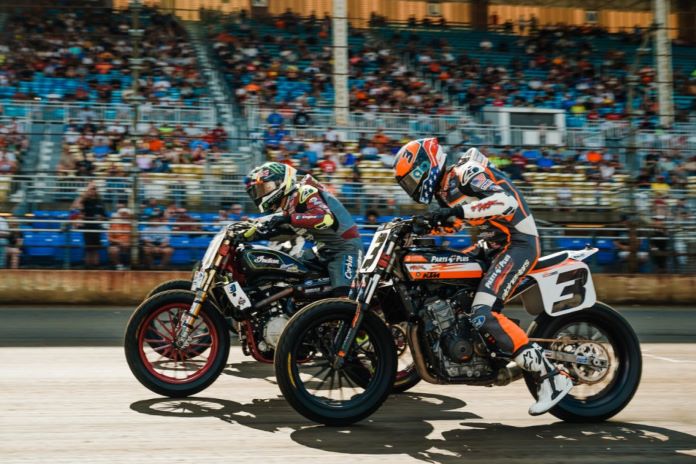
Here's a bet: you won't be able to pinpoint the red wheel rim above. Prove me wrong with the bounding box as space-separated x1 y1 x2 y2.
138 303 218 384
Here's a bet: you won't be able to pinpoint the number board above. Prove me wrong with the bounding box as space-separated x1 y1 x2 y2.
359 229 391 274
529 260 597 316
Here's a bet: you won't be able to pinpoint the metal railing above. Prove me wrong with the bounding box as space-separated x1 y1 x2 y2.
2 173 694 217
0 101 217 125
1 218 694 273
250 107 696 154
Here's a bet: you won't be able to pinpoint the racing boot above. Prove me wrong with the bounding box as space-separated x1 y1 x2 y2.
514 343 574 416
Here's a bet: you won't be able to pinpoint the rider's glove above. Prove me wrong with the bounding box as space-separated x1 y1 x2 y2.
265 213 291 231
428 206 462 227
255 213 291 239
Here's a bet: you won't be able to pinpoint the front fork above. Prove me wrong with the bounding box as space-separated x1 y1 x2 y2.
176 289 207 348
176 265 220 348
333 272 385 368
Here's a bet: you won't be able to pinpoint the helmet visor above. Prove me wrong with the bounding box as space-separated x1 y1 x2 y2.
397 171 423 199
246 180 279 204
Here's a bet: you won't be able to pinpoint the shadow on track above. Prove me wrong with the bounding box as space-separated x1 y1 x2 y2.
130 393 696 463
130 392 476 434
221 360 276 383
293 419 696 463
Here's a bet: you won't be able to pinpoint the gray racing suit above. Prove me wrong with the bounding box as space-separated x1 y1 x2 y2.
436 149 540 357
279 175 363 292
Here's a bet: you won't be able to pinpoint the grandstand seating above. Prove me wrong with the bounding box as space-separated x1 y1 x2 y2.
209 16 450 113
0 8 209 106
371 25 695 125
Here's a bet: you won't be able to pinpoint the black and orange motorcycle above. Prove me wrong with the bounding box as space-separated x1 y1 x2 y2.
274 216 642 425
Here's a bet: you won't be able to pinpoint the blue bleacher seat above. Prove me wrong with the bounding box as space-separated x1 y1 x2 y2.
556 238 591 251
170 236 192 265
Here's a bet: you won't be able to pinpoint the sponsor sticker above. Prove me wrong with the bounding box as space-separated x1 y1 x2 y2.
430 255 470 263
502 259 530 299
343 255 355 279
485 254 511 290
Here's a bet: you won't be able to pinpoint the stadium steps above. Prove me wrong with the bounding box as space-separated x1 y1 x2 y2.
182 21 240 150
22 122 64 209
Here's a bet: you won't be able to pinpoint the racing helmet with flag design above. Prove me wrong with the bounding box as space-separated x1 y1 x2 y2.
393 137 447 204
245 162 297 212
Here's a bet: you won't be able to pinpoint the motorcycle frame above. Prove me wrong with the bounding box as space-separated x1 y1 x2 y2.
342 217 604 386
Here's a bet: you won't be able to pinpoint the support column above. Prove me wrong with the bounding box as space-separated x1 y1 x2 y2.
654 0 674 127
470 0 489 31
333 0 349 127
676 0 696 43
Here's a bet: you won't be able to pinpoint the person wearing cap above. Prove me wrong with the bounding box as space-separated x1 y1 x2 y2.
108 207 133 270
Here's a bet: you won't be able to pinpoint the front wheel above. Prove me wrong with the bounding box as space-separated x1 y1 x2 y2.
124 290 230 398
274 299 397 426
145 279 191 299
524 302 642 422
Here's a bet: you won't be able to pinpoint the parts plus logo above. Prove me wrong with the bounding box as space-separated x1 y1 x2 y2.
484 254 511 290
430 255 470 263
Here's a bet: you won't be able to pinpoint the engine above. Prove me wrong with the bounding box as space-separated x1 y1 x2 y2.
421 293 494 380
262 314 289 348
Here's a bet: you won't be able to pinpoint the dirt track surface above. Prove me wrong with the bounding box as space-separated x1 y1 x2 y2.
2 344 696 464
1 305 695 346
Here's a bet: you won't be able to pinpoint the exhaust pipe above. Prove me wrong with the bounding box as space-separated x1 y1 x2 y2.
406 324 445 384
253 287 294 310
495 363 523 386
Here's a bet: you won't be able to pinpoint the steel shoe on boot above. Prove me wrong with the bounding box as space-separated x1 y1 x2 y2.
514 343 574 416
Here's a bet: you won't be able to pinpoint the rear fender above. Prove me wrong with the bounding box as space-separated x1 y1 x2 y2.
520 259 597 317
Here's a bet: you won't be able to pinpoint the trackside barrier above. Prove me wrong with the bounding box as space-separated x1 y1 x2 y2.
1 218 694 274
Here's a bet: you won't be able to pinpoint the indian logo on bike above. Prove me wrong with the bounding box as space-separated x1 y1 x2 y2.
253 255 281 266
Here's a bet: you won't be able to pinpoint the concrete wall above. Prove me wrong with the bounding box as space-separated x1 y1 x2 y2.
0 270 191 305
0 270 695 305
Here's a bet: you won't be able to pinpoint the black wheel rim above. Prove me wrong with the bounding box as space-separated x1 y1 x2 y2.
288 316 383 410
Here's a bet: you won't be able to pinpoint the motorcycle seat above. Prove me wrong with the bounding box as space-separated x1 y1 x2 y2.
533 251 569 271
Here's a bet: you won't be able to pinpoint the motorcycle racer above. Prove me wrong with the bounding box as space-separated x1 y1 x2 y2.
245 161 363 296
393 138 573 415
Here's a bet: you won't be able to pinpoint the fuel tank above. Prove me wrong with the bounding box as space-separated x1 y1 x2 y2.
240 247 310 279
403 248 484 284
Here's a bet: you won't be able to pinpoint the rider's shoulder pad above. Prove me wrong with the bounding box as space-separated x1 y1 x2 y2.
455 161 485 186
298 185 319 204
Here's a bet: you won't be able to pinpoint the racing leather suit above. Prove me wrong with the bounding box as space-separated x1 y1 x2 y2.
278 175 363 292
435 152 540 357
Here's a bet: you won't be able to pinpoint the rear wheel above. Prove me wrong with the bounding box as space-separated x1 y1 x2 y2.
524 302 642 422
274 299 396 426
125 290 230 398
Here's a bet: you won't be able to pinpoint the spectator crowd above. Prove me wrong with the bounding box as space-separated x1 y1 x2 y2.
0 7 208 105
57 117 228 176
